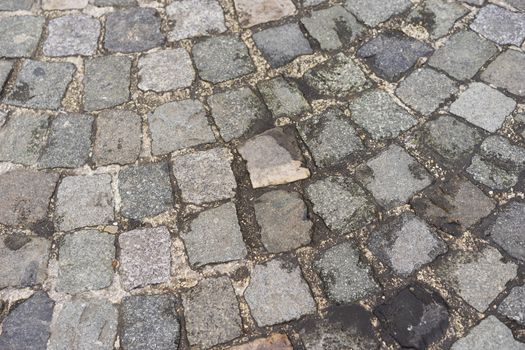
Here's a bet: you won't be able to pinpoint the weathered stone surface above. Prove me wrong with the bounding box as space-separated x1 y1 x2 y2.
506 0 525 10
0 60 13 89
3 60 75 110
0 0 33 10
44 15 100 56
166 0 226 41
118 162 173 220
306 176 376 232
149 99 214 155
357 31 433 81
234 0 296 28
349 90 417 140
254 190 312 253
121 295 180 350
228 334 293 350
192 35 255 83
484 201 525 261
470 4 525 46
104 8 164 53
356 145 432 209
119 226 171 290
57 230 115 293
48 299 118 350
451 316 525 350
43 0 88 9
257 77 310 119
84 55 131 111
498 285 525 326
138 49 195 92
409 0 468 39
92 0 137 5
481 50 525 97
245 259 316 327
0 234 50 288
182 202 247 267
238 128 310 188
315 242 378 304
345 0 412 26
183 276 242 348
172 147 236 204
0 170 58 227
0 16 44 58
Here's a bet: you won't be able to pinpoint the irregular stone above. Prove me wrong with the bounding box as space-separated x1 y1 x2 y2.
172 147 236 204
257 77 310 119
238 127 310 188
118 162 173 220
470 4 525 46
44 15 100 56
302 5 363 50
3 60 75 110
234 0 296 28
254 190 312 253
451 316 525 350
349 90 417 140
0 170 58 227
0 16 44 58
121 295 180 350
48 299 118 350
374 285 449 349
119 226 171 290
93 110 142 166
484 201 525 261
317 242 379 304
192 34 255 83
345 0 412 26
306 176 376 232
228 334 292 350
138 49 195 92
0 0 33 10
55 175 113 231
357 31 433 81
148 99 214 155
166 0 226 41
84 55 131 111
182 202 247 267
481 50 525 97
42 0 88 9
0 60 13 89
183 277 242 348
245 259 316 327
104 8 164 52
498 285 525 326
38 113 93 169
0 234 50 288
409 0 468 39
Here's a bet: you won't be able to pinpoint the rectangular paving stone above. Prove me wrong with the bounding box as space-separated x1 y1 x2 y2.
345 0 412 26
470 4 525 46
409 0 468 39
166 0 226 41
484 201 525 262
257 77 310 119
451 316 525 350
234 0 296 28
44 15 100 57
43 0 88 9
498 285 525 326
138 48 195 92
481 49 525 97
0 16 44 58
0 0 33 10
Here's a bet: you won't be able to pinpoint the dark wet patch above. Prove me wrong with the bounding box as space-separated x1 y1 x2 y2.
4 234 31 251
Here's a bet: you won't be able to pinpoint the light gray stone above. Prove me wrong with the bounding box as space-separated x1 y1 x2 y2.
0 16 44 58
0 0 33 10
498 285 525 325
506 0 525 10
482 50 525 97
44 15 100 56
467 156 518 190
451 316 525 350
0 60 13 90
485 201 525 261
138 49 194 92
43 0 88 9
166 0 226 41
257 77 310 119
470 4 525 46
409 0 468 39
234 0 296 28
344 0 412 26
92 0 137 5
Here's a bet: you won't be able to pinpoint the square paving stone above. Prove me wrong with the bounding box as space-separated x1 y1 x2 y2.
118 162 173 220
245 258 316 327
0 110 48 165
0 170 58 227
356 145 432 209
253 23 313 68
166 0 226 41
172 147 236 204
57 230 115 293
298 108 363 167
412 176 495 236
306 176 376 232
345 0 412 26
121 295 180 350
451 316 525 350
182 276 242 348
119 226 171 290
315 242 379 304
138 49 195 92
3 60 75 110
428 30 497 81
0 16 44 58
357 31 433 81
208 87 268 141
38 113 93 169
470 4 525 46
93 110 142 166
0 0 33 10
48 299 118 350
43 0 88 9
484 201 525 262
104 8 164 53
396 68 458 115
450 82 516 132
84 55 131 111
257 77 310 119
349 90 417 140
192 34 255 83
368 213 447 276
408 0 468 39
238 127 310 188
302 5 363 51
498 285 525 326
0 60 13 90
0 234 50 289
55 174 114 231
234 0 296 28
148 99 214 155
43 15 100 57
182 202 247 267
481 50 525 97
254 190 312 253
374 285 449 349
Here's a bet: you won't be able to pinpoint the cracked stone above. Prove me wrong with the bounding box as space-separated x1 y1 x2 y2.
451 316 525 350
44 15 100 57
0 16 44 58
498 285 525 326
138 49 195 92
166 0 226 41
345 0 412 26
0 0 33 10
43 0 88 9
257 77 310 119
470 4 525 46
409 0 468 39
228 334 292 350
234 0 296 28
0 60 13 90
481 49 525 97
484 201 525 261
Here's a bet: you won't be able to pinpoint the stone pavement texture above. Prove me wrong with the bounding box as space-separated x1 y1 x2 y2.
0 0 523 349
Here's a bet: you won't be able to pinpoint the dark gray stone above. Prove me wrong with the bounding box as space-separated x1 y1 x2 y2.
482 50 525 97
485 201 525 261
166 0 226 41
470 4 525 46
44 15 100 57
344 0 412 26
0 16 44 58
409 0 468 39
498 285 525 326
451 316 525 350
257 77 310 119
